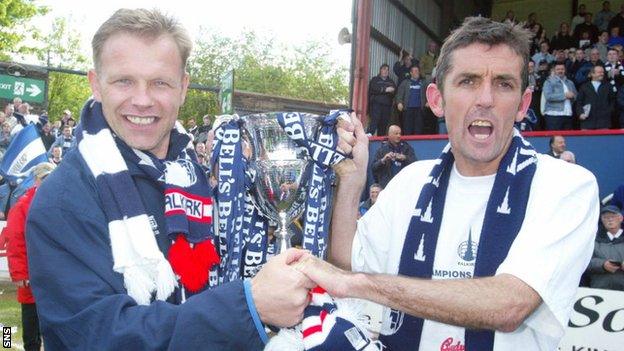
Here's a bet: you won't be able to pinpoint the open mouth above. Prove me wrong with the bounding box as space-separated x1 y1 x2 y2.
125 115 156 125
468 120 493 140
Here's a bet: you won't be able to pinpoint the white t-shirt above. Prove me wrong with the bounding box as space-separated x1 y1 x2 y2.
352 154 599 351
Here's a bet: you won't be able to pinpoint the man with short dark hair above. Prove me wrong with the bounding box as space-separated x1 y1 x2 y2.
595 1 615 31
543 62 577 130
586 205 624 291
359 183 382 217
368 64 397 136
576 65 614 129
396 65 427 135
547 135 566 158
298 17 598 350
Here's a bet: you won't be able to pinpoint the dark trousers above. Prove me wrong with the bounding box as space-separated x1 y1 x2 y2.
368 103 391 136
21 303 41 351
544 114 573 131
403 107 425 135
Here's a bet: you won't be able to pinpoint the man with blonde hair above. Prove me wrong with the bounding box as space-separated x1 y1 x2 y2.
26 8 313 350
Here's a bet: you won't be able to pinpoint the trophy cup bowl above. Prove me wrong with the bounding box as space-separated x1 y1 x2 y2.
243 112 322 255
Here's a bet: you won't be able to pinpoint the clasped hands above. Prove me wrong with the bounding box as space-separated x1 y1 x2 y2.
250 248 353 328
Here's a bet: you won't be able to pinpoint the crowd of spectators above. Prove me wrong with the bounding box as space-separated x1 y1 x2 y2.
368 1 624 136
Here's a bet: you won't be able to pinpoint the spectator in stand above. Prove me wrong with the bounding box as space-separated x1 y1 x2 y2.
0 122 11 155
592 30 610 61
576 65 614 129
59 109 72 129
543 62 577 130
49 125 75 156
368 63 396 136
394 50 418 86
358 183 382 217
48 146 62 166
50 120 61 137
551 22 576 50
586 205 624 291
553 49 567 65
65 117 77 135
589 47 605 69
40 122 55 151
419 41 438 81
608 3 624 33
396 65 427 135
574 12 599 43
568 48 591 85
610 184 624 212
547 135 566 158
195 114 212 144
572 4 588 29
560 150 576 163
527 61 543 127
186 118 197 137
604 48 624 92
503 10 517 24
595 1 615 31
371 125 416 188
532 41 554 66
615 82 624 127
524 12 539 29
6 162 56 351
608 26 624 47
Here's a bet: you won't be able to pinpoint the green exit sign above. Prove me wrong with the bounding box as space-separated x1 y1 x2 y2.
0 74 46 104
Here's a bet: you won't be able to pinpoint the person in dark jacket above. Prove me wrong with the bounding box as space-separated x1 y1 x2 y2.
393 50 419 86
371 125 416 188
6 162 56 351
358 183 382 217
368 64 397 136
576 65 614 129
25 9 313 351
551 22 576 50
396 65 427 135
586 205 624 291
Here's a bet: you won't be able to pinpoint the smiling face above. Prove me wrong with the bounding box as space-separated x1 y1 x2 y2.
427 43 531 176
88 33 189 158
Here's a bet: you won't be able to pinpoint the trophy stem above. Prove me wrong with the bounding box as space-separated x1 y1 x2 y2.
274 212 292 255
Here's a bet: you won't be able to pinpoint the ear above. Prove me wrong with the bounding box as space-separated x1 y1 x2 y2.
515 87 533 123
87 70 102 102
426 83 445 118
180 72 190 105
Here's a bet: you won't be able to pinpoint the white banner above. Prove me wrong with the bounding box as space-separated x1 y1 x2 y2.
558 287 624 351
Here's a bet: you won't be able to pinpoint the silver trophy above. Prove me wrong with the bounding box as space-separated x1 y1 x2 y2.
243 112 322 255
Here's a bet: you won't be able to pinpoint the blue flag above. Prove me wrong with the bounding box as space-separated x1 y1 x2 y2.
0 124 48 182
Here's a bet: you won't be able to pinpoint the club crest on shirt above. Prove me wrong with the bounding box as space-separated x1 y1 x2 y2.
440 337 465 351
457 230 477 263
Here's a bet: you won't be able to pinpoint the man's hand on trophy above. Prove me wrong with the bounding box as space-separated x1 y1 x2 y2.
251 248 316 327
334 112 369 184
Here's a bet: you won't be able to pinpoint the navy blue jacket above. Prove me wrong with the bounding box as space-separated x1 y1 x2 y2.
26 150 266 350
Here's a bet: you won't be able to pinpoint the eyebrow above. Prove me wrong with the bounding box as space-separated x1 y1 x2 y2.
455 72 519 84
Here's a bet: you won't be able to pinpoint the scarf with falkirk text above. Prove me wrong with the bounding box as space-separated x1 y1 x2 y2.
76 99 218 305
379 129 537 351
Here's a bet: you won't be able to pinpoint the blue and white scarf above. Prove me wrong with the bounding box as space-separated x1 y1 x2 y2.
277 110 349 257
76 99 214 305
380 129 538 350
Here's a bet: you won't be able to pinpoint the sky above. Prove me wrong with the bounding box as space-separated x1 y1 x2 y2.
32 0 354 68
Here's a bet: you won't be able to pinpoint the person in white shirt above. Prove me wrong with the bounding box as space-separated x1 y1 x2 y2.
296 17 599 351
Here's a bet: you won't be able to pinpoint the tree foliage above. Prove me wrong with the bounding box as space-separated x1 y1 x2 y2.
182 29 349 122
0 0 48 61
41 17 91 121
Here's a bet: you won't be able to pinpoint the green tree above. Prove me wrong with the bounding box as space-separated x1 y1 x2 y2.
39 17 91 121
0 0 48 61
182 29 348 121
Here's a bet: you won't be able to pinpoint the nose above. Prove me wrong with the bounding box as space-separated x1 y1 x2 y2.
131 82 154 109
475 80 494 108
